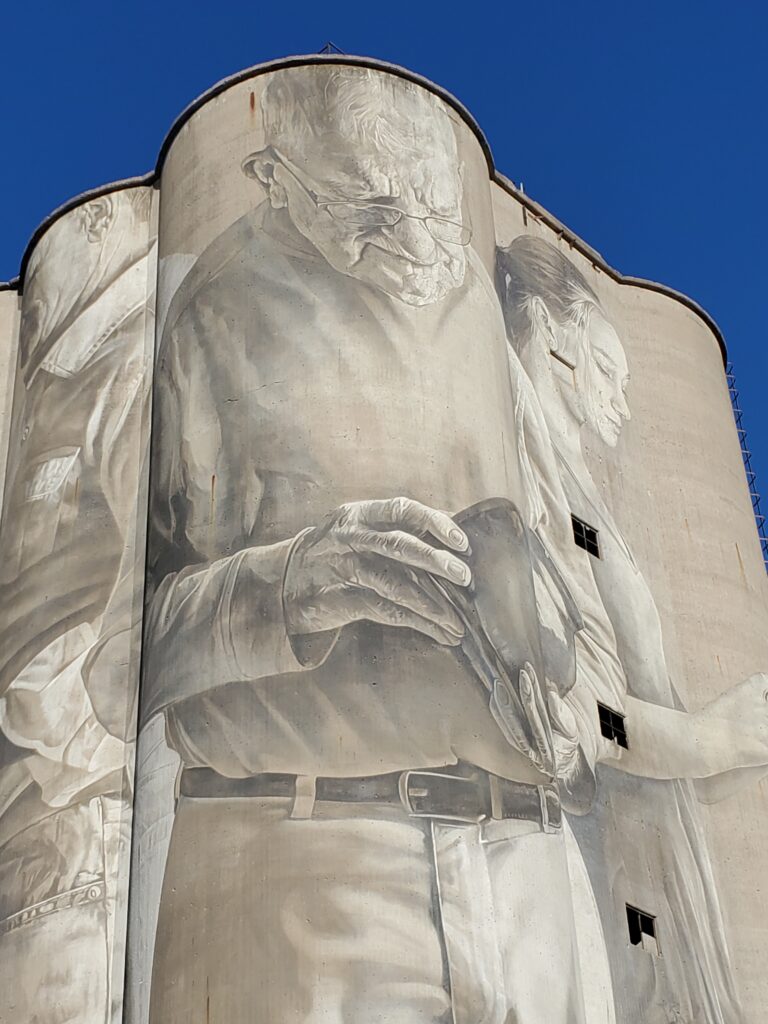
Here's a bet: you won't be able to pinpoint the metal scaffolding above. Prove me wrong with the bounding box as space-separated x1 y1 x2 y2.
727 361 768 571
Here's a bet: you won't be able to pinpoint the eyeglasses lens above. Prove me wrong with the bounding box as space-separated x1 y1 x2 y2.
325 203 471 245
327 204 400 227
426 219 471 245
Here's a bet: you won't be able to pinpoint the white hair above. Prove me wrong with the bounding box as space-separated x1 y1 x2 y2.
261 66 458 163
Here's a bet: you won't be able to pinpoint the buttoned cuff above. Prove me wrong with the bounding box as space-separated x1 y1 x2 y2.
226 532 339 678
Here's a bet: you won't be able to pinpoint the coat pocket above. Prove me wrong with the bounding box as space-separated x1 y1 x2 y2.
10 446 83 575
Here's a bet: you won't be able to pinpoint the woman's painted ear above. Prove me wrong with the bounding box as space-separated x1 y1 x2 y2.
530 295 560 353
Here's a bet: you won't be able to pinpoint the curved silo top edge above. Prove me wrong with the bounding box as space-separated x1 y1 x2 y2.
9 173 157 295
1 53 727 365
493 172 727 366
153 53 497 175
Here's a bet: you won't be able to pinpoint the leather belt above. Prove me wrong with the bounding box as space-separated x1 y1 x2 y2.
179 765 561 831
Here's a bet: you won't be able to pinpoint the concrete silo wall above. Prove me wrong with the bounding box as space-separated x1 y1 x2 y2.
0 290 20 508
494 185 768 1022
0 187 156 1021
0 54 765 1024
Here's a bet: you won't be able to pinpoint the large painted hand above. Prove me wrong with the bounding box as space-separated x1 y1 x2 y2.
695 672 768 769
283 497 471 646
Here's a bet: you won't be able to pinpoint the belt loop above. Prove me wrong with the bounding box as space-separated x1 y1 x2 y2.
538 784 553 834
489 774 503 821
291 776 317 819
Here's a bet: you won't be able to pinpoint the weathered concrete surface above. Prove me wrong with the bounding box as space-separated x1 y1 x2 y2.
0 55 765 1024
0 291 19 506
0 189 155 1024
495 185 768 1020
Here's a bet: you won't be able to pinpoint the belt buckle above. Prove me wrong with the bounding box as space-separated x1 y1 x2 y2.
398 770 487 825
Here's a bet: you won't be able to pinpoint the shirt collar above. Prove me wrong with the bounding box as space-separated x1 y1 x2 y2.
31 245 154 382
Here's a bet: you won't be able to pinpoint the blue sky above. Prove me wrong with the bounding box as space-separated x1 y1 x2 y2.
2 0 766 517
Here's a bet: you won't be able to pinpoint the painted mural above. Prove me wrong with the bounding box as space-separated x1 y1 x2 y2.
0 189 154 1023
1 59 767 1024
138 65 592 1024
497 235 768 1024
129 64 768 1024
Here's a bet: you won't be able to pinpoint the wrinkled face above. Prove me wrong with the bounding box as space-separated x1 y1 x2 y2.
270 129 468 306
578 311 631 446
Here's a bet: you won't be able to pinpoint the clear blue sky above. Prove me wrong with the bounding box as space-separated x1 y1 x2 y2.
2 0 766 518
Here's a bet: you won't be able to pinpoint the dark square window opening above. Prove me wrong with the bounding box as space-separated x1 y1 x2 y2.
598 702 629 749
571 514 600 558
626 905 659 954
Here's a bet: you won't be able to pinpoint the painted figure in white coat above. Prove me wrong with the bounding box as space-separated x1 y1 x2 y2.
498 234 768 1023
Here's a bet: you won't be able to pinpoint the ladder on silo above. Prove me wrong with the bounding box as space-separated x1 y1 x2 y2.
726 361 768 572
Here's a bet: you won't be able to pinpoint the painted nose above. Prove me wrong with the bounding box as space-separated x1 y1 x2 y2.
391 215 438 262
614 389 631 421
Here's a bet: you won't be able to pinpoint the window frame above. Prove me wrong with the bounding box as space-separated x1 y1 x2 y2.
597 701 629 749
626 904 660 955
571 513 600 558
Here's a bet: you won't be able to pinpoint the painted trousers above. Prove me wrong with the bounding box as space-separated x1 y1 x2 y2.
0 793 130 1024
148 793 610 1024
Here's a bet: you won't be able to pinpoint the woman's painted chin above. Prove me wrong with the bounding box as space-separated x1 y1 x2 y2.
598 418 623 446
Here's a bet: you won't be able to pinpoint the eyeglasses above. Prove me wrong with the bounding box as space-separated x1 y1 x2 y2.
316 200 472 246
272 148 472 247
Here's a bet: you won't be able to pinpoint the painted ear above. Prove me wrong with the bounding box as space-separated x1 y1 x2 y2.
82 195 114 243
241 150 275 187
530 295 560 352
242 149 288 208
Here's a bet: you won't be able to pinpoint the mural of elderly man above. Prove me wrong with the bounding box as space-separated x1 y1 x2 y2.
0 188 154 1024
497 235 768 1023
142 66 592 1024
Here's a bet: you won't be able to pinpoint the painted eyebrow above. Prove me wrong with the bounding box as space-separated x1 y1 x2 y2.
319 171 389 201
409 175 459 216
424 192 457 217
322 183 380 201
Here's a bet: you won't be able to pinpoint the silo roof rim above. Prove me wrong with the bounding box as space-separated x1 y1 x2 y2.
0 52 727 364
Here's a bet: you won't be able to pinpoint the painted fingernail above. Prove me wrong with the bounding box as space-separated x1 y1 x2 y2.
449 527 467 549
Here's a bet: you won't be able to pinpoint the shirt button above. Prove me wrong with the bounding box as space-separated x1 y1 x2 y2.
21 424 30 442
